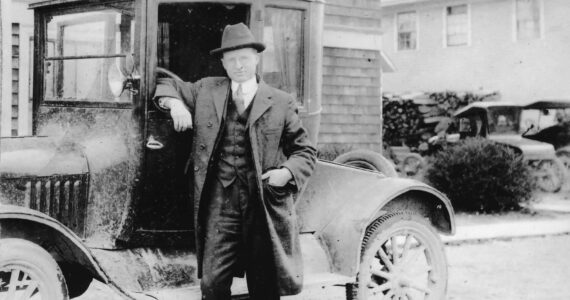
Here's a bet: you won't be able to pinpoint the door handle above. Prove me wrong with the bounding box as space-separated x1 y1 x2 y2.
146 135 164 150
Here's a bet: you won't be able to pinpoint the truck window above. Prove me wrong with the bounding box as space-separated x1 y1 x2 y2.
44 2 135 103
262 7 305 107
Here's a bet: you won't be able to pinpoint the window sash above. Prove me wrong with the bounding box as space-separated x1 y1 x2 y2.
446 5 468 46
397 11 417 50
516 0 541 40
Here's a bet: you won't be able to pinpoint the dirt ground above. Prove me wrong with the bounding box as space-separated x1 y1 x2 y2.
446 234 570 300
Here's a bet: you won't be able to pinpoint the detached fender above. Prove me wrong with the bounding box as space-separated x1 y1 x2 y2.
0 204 108 283
297 161 455 276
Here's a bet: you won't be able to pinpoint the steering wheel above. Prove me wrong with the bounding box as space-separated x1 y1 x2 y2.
156 67 183 81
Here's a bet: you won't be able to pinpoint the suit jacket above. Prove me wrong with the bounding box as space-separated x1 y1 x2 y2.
154 76 317 295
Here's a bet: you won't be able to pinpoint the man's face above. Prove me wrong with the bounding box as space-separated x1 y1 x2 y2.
221 48 259 83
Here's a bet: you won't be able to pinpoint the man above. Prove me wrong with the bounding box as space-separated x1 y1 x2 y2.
154 23 317 300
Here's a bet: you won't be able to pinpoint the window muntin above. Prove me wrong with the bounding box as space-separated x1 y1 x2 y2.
446 4 469 47
397 11 417 51
262 7 305 107
515 0 541 40
44 2 135 103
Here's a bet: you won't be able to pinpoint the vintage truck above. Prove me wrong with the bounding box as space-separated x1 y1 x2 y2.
521 100 570 173
454 101 566 193
0 0 455 299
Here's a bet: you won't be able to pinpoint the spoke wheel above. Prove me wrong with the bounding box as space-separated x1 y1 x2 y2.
356 212 447 300
534 158 565 193
0 239 68 300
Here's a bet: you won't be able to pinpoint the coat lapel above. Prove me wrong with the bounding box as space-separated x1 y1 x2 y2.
212 79 230 121
248 81 273 126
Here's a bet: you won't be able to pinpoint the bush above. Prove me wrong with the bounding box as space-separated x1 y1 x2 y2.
424 138 534 213
317 144 353 161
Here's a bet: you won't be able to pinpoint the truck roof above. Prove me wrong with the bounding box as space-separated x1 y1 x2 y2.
453 101 521 117
523 100 570 109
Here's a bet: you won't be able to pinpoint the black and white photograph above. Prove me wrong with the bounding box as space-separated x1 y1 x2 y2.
0 0 568 299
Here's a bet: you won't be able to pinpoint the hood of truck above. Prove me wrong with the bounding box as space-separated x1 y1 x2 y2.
489 134 556 159
0 136 88 178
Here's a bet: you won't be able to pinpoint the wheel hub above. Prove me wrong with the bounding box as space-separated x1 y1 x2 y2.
0 267 42 300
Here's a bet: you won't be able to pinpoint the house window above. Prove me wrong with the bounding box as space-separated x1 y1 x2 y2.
445 4 469 47
397 11 417 51
515 0 541 40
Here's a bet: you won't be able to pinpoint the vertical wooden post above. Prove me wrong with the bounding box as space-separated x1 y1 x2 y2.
0 0 3 137
0 0 12 137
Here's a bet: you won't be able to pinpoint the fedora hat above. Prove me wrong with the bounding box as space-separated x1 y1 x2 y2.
210 23 265 56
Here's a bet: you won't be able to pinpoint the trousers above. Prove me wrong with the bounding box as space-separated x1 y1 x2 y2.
200 177 280 300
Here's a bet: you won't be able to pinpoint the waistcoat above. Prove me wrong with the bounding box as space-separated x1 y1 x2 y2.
214 96 255 187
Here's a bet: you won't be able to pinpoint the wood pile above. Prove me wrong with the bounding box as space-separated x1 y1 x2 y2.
382 91 500 150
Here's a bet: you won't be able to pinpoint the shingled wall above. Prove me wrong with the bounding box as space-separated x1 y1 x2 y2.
319 0 383 151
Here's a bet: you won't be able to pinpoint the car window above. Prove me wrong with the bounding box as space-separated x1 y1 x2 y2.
488 107 520 134
44 2 135 103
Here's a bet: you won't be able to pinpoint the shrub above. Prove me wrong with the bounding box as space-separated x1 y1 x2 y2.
424 138 534 213
317 143 353 161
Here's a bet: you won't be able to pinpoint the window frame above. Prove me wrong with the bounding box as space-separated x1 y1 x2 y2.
443 3 471 48
262 1 309 111
395 10 418 52
35 1 138 109
512 0 544 42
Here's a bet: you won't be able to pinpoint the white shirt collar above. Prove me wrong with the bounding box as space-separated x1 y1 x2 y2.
231 77 258 108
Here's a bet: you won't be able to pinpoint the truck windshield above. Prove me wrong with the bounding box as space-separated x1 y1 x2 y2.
43 2 135 103
488 107 521 135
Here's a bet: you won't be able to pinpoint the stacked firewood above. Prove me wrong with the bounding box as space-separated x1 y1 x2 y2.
382 91 500 150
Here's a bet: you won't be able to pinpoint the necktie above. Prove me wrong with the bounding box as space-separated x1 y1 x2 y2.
234 84 246 114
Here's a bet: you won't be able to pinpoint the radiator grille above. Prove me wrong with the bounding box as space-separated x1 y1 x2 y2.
9 174 89 237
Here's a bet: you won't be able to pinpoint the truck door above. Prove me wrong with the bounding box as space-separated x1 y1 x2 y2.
136 2 250 246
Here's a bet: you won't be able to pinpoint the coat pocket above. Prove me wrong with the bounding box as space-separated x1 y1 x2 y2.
262 180 294 204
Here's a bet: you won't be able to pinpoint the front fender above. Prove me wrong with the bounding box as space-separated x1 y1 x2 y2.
0 204 108 283
296 161 455 276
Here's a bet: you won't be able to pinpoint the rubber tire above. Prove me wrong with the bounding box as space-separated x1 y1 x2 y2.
356 212 448 300
0 238 69 300
535 157 565 193
334 149 398 177
399 153 426 179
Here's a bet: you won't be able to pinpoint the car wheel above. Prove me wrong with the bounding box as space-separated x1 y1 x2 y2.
0 238 69 300
399 153 426 179
356 212 447 300
535 158 565 193
334 149 398 177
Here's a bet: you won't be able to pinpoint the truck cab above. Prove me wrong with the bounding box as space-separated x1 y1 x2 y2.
0 1 454 299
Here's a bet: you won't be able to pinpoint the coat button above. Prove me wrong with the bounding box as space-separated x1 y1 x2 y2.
200 144 206 150
194 166 199 171
207 121 213 127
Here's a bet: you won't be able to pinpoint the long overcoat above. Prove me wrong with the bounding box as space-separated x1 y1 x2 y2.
154 76 317 295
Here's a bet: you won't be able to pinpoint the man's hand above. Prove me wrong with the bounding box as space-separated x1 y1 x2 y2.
161 97 193 132
261 168 293 187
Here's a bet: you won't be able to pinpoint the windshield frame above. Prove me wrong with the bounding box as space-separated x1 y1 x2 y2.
486 106 522 135
34 0 139 109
